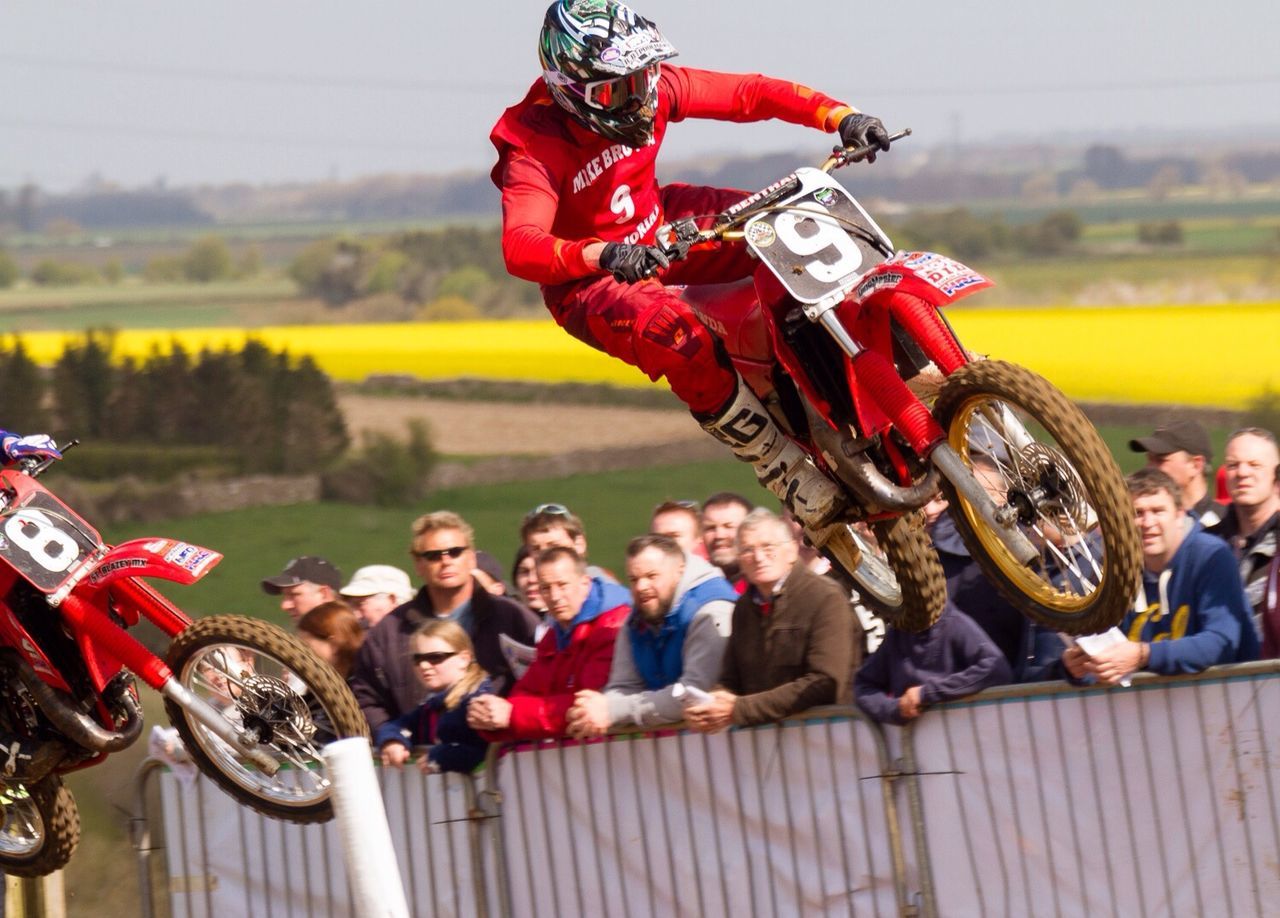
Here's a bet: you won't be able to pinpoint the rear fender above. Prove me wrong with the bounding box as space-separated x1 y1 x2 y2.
84 539 222 589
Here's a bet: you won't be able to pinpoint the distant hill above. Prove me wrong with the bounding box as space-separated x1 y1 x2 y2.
6 138 1279 233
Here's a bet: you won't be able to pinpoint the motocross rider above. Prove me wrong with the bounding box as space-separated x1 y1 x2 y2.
492 0 891 533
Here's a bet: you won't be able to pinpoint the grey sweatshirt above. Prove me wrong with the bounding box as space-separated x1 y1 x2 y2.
603 554 734 728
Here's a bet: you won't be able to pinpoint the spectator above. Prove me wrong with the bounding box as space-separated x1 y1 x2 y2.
467 547 631 741
780 508 832 575
650 500 707 559
472 550 513 596
511 545 550 641
296 601 365 679
339 564 415 630
564 535 736 735
1130 419 1227 526
1261 553 1280 658
520 502 616 583
855 608 1011 725
685 509 856 732
374 620 493 774
350 511 538 734
261 556 342 626
700 491 754 587
1063 468 1259 685
1208 427 1280 626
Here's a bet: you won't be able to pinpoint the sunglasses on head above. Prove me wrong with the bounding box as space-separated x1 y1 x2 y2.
412 546 468 562
412 650 460 666
524 502 573 522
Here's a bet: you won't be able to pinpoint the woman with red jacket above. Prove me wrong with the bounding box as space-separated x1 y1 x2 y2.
491 1 891 534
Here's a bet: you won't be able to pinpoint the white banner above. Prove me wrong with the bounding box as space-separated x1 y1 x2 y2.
908 670 1280 918
159 764 481 918
497 718 901 918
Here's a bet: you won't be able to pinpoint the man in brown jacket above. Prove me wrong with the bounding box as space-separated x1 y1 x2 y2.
685 508 856 732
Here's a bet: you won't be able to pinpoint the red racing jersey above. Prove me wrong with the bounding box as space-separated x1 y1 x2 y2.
489 64 856 286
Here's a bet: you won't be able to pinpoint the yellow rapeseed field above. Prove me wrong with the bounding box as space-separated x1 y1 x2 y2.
13 302 1280 408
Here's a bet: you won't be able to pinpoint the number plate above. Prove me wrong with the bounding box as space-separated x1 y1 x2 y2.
743 167 894 304
0 493 99 592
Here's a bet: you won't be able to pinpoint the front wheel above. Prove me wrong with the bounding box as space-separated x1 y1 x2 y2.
164 615 369 824
821 512 946 632
933 360 1141 634
0 776 80 877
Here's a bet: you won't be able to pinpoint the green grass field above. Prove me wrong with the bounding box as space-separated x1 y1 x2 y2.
100 421 1214 622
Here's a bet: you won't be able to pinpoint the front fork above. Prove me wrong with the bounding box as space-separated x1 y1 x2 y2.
813 308 1039 566
58 589 280 774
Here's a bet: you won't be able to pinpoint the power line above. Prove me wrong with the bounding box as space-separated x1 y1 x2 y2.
0 115 480 155
3 52 1279 97
0 53 517 94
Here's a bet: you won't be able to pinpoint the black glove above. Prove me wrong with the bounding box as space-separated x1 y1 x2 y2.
599 242 670 284
837 112 892 163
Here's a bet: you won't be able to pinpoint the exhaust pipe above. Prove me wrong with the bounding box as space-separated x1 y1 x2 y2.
2 651 145 754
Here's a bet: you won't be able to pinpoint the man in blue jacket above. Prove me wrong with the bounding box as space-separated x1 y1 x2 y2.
564 534 736 734
1063 468 1259 685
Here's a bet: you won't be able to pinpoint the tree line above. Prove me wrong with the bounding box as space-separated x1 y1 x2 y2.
0 334 347 475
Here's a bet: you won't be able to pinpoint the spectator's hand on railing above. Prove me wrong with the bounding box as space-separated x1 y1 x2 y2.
1062 646 1093 680
684 690 737 734
380 742 412 769
1087 642 1145 686
467 694 513 732
565 690 611 739
897 686 924 721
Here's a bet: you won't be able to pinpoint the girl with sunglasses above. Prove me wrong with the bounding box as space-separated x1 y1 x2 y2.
374 620 493 774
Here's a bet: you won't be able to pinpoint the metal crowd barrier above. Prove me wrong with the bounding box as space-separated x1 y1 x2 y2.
130 660 1280 918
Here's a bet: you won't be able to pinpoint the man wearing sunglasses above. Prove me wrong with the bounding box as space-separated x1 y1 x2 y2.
492 0 891 535
349 511 539 734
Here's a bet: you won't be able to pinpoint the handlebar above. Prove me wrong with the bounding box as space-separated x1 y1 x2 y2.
656 128 911 260
23 439 78 479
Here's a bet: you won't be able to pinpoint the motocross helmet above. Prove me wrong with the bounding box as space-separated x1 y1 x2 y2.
538 0 677 148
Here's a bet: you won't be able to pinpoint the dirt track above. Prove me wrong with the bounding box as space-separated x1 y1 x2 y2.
339 395 704 456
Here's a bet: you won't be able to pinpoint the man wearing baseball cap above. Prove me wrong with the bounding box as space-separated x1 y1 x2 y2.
340 564 414 630
262 556 342 625
1130 419 1227 527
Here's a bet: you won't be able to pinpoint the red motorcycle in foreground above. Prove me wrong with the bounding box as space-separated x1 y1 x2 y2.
660 130 1141 634
0 447 367 876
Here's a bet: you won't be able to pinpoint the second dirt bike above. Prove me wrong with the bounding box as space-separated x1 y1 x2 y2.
0 445 368 876
658 130 1141 635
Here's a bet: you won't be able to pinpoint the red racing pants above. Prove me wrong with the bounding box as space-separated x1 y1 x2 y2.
540 183 757 415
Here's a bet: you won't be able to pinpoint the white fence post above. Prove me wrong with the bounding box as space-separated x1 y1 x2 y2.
322 738 411 918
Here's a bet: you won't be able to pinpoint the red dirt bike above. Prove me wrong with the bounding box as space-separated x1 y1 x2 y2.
659 129 1141 633
0 446 367 876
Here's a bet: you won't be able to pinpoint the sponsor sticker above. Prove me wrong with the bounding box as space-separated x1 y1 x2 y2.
855 271 904 300
88 557 148 584
898 251 987 297
813 187 838 207
600 47 620 63
144 539 172 555
746 221 777 248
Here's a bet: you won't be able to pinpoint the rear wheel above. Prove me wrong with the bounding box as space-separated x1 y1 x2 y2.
933 360 1141 634
164 615 369 824
821 512 945 632
0 776 80 877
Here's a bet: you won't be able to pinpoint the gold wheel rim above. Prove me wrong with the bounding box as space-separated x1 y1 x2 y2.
948 395 1102 613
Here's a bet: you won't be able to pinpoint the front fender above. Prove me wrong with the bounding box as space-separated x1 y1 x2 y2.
84 538 222 589
851 250 993 308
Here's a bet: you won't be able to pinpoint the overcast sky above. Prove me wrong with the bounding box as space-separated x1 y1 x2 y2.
4 0 1278 191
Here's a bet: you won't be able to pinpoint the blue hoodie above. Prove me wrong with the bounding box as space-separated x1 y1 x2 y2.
550 576 633 651
1125 520 1260 674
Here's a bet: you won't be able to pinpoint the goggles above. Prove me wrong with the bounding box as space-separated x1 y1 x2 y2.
582 65 658 113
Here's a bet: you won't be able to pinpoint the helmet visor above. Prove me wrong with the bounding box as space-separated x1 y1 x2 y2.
583 65 659 113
